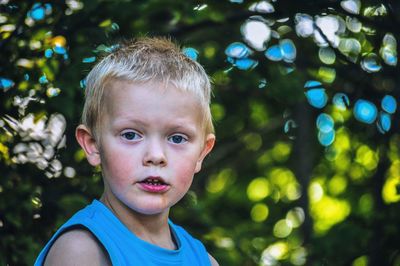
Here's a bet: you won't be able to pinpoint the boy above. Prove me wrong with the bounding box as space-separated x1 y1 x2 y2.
35 37 217 265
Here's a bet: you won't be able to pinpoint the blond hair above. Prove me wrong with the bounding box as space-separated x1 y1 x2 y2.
82 37 214 140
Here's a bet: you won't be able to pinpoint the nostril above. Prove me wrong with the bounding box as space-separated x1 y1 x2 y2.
143 142 167 165
144 156 167 166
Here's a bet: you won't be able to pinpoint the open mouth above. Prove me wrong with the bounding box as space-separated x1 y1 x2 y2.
140 178 167 186
138 177 169 193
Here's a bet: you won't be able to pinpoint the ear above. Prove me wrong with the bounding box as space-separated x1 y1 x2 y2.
195 134 215 173
75 125 101 166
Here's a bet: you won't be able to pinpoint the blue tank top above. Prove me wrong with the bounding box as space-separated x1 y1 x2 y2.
34 200 211 266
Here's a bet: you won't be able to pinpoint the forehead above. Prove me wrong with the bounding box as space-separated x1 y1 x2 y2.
102 79 204 123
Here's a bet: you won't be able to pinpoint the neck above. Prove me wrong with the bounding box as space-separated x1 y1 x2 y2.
100 194 176 250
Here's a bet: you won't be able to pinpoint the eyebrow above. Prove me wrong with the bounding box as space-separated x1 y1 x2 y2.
112 117 149 127
112 117 199 134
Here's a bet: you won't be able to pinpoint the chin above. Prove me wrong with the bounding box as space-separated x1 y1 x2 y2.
136 208 168 216
132 204 170 216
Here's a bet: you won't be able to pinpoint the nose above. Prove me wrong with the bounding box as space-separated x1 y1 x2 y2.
143 138 167 166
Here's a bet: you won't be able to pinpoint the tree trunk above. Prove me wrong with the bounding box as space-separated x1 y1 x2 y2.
291 102 315 249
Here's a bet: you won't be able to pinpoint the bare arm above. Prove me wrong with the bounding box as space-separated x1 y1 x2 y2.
208 253 219 266
44 229 111 266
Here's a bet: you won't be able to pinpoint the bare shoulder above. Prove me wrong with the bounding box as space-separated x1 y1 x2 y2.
44 228 111 266
208 253 219 266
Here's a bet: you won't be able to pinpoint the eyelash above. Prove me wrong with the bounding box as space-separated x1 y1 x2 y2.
121 131 188 144
121 131 142 141
167 134 188 144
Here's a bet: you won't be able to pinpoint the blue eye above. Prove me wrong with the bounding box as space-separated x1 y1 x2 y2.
168 135 187 144
122 131 141 141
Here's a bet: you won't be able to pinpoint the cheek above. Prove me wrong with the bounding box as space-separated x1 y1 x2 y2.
174 159 198 188
101 148 135 185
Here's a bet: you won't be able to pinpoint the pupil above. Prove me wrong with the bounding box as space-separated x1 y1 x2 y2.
125 132 135 139
173 136 183 143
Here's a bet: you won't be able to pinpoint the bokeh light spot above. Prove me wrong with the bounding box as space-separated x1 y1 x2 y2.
381 95 397 114
305 88 328 109
28 3 51 21
286 207 305 228
82 56 96 63
230 57 258 70
273 219 293 238
265 45 282 61
309 181 324 202
333 93 350 110
210 103 225 121
80 78 87 89
295 13 314 38
46 87 60 98
314 15 343 47
316 113 334 133
346 16 362 33
376 112 391 134
317 67 336 83
247 177 270 201
340 0 361 14
358 194 373 215
318 130 335 146
361 53 382 73
258 78 267 89
280 39 296 63
352 256 368 266
328 175 347 195
53 45 67 55
284 119 297 140
63 166 76 178
225 42 251 58
243 133 262 151
251 203 269 222
353 99 377 124
319 47 336 64
355 145 378 171
182 47 199 61
44 48 53 58
261 242 289 265
51 35 67 47
206 168 236 194
338 38 361 62
383 169 400 203
380 33 397 66
241 19 271 51
39 74 48 84
0 77 14 90
311 195 351 234
249 1 275 13
271 142 291 162
290 247 307 266
304 80 322 90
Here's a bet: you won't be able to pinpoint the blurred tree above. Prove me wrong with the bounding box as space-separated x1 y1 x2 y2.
0 0 399 265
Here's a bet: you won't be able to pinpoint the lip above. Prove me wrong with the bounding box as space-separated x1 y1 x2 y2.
137 176 170 193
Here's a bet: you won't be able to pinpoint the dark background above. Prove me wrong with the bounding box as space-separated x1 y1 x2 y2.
0 0 399 265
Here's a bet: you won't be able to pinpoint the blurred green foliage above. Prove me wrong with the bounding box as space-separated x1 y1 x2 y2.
1 0 400 265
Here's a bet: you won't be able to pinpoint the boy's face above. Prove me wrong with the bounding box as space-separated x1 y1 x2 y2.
78 80 214 217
